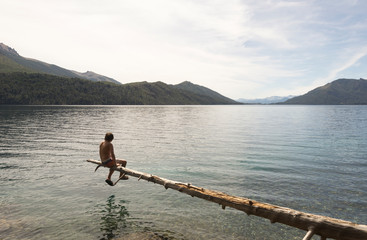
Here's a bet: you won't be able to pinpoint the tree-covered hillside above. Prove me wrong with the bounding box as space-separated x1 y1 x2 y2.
0 72 238 105
283 78 367 105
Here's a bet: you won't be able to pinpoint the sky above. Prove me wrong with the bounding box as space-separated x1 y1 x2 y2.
1 0 367 99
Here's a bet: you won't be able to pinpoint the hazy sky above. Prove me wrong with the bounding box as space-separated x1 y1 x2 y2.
2 0 367 99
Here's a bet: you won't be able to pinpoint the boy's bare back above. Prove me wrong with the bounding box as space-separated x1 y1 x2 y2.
99 140 115 162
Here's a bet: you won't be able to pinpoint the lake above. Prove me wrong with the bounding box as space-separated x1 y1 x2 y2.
1 105 366 240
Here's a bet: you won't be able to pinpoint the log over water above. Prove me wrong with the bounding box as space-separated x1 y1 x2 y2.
87 159 367 240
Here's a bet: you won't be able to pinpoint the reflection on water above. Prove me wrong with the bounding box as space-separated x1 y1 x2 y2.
96 195 130 240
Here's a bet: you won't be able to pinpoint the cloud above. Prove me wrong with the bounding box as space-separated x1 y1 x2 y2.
312 46 367 85
1 0 367 98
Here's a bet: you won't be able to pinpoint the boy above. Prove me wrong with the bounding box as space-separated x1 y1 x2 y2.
99 132 128 186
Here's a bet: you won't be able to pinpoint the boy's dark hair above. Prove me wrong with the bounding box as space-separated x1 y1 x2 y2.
105 132 114 141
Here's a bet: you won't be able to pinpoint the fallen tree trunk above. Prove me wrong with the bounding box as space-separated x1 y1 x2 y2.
87 159 367 240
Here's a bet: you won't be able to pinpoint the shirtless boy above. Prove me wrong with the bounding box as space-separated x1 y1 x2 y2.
99 132 128 186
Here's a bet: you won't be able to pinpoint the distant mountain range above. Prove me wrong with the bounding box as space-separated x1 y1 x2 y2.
1 43 366 105
283 78 367 105
0 43 120 84
239 78 367 105
0 43 238 105
237 95 296 104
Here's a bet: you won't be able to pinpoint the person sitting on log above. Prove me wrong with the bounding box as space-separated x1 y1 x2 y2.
99 132 128 186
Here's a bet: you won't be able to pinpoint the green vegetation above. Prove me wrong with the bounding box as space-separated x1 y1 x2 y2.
0 54 35 73
96 195 129 240
0 43 120 84
0 43 238 105
0 72 238 105
172 81 236 104
283 78 367 105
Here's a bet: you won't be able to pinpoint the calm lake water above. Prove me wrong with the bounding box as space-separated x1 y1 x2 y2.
1 105 366 240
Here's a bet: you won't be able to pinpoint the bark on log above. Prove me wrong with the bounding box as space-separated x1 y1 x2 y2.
87 159 367 240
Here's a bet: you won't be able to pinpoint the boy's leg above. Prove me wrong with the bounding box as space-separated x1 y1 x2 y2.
107 168 114 180
116 159 127 167
115 159 128 179
105 168 115 186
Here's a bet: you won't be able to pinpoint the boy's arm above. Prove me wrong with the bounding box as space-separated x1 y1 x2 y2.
110 144 116 161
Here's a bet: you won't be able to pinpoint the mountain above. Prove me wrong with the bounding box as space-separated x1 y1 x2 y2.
0 43 120 84
71 70 119 83
172 81 238 104
283 78 367 104
0 42 239 105
237 95 296 104
0 44 34 73
0 72 239 105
